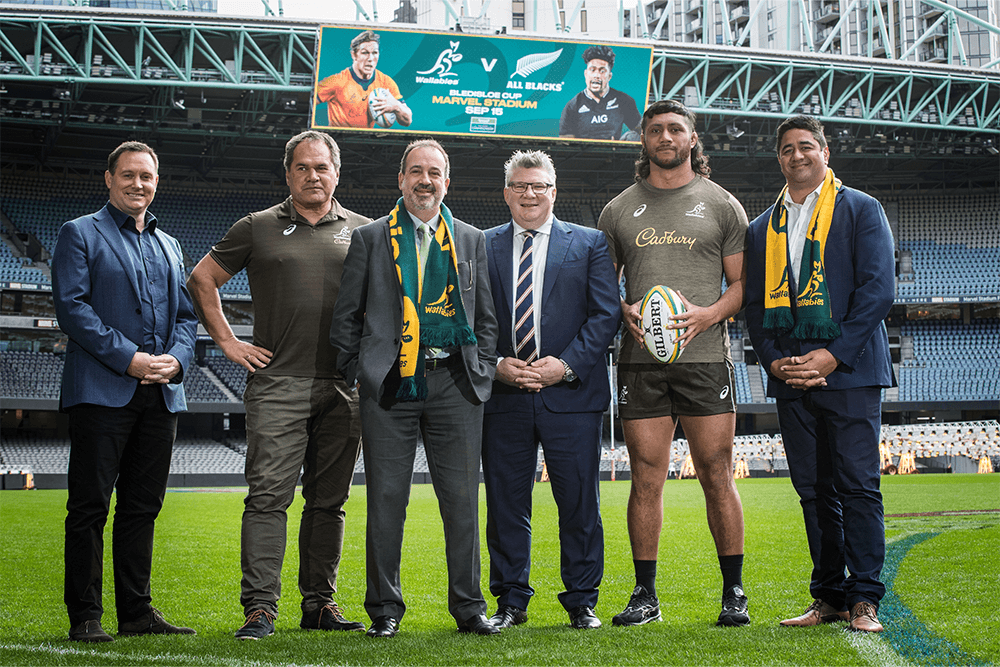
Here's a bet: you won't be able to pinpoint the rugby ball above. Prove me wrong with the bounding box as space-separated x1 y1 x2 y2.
367 88 397 128
639 285 687 364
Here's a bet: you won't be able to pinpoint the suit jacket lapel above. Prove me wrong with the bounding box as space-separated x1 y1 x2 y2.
492 223 515 321
92 207 142 301
541 218 571 310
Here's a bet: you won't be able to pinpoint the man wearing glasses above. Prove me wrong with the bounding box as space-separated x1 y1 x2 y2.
482 150 620 629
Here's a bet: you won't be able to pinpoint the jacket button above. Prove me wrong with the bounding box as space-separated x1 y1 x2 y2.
135 308 141 314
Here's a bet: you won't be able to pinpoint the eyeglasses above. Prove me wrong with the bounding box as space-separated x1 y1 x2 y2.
509 182 554 194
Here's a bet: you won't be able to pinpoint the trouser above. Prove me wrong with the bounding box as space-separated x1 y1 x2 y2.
777 387 886 609
482 398 604 612
360 364 487 624
64 384 176 626
240 374 362 616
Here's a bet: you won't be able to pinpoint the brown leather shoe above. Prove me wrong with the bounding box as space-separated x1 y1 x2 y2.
780 599 850 626
848 601 883 633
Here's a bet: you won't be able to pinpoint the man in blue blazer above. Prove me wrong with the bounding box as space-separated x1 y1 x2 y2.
482 150 620 630
744 116 895 633
52 142 198 643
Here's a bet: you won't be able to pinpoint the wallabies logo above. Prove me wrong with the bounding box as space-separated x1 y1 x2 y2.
425 285 456 317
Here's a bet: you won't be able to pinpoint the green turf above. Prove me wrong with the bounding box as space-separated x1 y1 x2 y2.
0 475 996 666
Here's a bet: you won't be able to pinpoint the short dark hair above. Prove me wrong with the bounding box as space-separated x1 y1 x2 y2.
107 141 158 174
582 45 615 70
775 115 827 152
283 131 341 172
635 99 711 180
351 30 379 55
400 139 450 179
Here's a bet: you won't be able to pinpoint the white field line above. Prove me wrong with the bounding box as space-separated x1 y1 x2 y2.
0 642 269 667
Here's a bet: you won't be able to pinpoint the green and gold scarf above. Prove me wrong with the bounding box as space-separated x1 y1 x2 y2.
763 168 842 341
388 198 476 401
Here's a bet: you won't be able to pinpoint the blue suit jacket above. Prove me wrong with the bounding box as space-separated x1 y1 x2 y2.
484 218 620 414
52 204 198 412
744 185 896 399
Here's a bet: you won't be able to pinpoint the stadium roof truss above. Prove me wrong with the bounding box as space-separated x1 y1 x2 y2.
0 6 997 181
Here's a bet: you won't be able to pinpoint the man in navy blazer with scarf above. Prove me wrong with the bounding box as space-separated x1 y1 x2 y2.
744 116 895 633
482 150 619 630
52 141 198 643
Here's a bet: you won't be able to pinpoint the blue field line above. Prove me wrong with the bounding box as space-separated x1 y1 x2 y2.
881 532 991 667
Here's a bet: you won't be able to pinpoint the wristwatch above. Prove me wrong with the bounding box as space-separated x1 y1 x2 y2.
560 358 577 382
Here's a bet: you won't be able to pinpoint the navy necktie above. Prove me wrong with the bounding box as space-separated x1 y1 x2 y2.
514 231 537 363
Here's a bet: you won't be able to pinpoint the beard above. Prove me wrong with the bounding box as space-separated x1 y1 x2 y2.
647 144 690 171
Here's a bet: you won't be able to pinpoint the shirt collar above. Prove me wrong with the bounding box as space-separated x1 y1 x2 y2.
783 181 824 208
512 216 554 238
407 208 440 231
107 202 157 233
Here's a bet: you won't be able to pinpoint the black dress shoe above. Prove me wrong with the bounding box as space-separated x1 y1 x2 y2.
365 616 399 638
118 607 196 636
457 614 501 635
69 619 114 643
489 605 527 629
568 606 602 629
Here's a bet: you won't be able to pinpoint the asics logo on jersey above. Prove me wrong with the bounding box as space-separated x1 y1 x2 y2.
719 385 730 400
633 204 647 217
685 202 706 218
283 224 296 236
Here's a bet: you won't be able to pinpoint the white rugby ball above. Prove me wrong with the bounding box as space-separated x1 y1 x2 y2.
367 88 397 128
639 285 687 364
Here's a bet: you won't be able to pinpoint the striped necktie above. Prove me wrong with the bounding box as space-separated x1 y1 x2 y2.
514 230 537 363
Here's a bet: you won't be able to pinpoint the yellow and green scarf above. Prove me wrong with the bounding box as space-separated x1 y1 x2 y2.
763 168 842 341
388 197 476 401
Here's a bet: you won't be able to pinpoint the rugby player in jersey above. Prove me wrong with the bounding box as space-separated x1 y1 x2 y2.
559 45 640 141
316 30 413 129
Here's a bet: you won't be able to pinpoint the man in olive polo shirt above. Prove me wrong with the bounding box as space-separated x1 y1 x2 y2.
188 131 370 639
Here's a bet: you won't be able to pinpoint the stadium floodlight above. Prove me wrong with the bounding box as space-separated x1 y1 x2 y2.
725 122 745 140
53 88 71 101
984 140 999 156
171 89 186 110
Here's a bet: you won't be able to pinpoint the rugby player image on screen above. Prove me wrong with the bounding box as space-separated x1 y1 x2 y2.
559 45 641 141
315 30 413 129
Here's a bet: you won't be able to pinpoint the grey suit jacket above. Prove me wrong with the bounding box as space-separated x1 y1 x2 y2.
331 212 498 405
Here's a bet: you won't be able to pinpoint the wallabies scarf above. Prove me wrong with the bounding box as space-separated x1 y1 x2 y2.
764 168 842 341
388 198 476 401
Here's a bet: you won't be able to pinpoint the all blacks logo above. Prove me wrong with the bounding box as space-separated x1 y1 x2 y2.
639 285 686 364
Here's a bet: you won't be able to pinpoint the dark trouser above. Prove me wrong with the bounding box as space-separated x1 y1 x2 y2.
482 399 603 612
64 384 177 626
777 388 886 609
360 364 487 624
240 374 361 617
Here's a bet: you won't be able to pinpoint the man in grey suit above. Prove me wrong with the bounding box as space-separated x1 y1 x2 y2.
330 139 499 638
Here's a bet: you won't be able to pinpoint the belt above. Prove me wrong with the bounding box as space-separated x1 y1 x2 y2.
424 355 459 371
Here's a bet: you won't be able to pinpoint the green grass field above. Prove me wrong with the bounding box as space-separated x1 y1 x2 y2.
1 475 997 666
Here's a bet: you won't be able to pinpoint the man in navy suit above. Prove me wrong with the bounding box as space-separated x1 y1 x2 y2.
744 116 895 633
52 142 199 643
482 150 619 630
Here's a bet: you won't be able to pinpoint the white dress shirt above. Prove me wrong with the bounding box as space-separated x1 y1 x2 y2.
783 182 824 290
511 217 553 356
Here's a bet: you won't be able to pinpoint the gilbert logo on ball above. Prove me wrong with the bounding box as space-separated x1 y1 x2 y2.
367 88 397 128
639 285 686 364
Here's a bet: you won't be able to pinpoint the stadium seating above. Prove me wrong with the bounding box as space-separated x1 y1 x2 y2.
897 318 999 402
1 350 62 399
